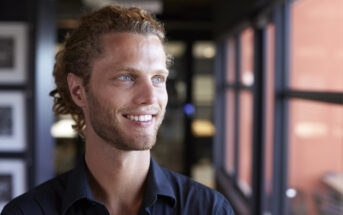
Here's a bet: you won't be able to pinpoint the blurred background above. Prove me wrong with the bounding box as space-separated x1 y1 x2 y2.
0 0 342 214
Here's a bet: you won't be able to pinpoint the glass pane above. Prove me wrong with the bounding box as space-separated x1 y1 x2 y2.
190 41 216 186
226 38 236 83
240 28 254 86
193 74 214 106
264 23 275 214
238 90 253 195
290 0 343 91
288 99 343 215
152 41 186 173
225 89 235 174
193 41 216 59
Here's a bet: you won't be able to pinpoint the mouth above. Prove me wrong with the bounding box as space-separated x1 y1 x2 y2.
123 114 154 122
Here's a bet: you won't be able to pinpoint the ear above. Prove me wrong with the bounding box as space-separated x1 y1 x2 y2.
67 73 87 108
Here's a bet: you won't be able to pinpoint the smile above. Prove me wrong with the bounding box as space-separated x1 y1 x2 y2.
125 114 153 122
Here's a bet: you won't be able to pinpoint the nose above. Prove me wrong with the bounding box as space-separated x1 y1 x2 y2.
133 78 157 105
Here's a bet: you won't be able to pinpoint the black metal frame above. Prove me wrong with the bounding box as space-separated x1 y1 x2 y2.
213 41 226 170
251 27 265 215
33 0 56 185
260 24 271 214
272 2 290 215
282 91 343 105
233 34 240 188
184 40 194 176
215 29 259 215
214 36 251 215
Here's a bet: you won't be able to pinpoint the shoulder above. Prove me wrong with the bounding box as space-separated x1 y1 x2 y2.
161 167 223 198
1 172 70 215
161 168 235 214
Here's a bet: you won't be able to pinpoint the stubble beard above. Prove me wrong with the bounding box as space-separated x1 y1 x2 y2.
86 90 165 151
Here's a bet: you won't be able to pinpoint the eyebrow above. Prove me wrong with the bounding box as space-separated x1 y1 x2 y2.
116 66 169 76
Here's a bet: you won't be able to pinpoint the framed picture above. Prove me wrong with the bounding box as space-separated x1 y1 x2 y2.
0 22 27 84
0 92 26 152
0 159 26 211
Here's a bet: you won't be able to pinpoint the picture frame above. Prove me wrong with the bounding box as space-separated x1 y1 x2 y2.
0 159 26 211
0 91 26 152
0 22 27 84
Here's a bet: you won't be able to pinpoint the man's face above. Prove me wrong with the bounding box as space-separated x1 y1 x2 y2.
84 32 168 151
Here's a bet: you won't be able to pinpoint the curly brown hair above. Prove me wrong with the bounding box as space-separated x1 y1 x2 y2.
50 5 166 136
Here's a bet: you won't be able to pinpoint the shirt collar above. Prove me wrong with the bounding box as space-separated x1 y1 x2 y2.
141 158 176 208
61 156 176 214
61 158 95 215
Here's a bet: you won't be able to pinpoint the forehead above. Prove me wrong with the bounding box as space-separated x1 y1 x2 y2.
101 32 164 52
97 32 167 67
90 32 167 77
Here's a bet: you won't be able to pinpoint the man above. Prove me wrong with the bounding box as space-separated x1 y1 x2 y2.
1 5 234 215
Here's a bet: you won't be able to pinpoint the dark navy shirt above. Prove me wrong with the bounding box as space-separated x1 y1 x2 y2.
1 157 234 215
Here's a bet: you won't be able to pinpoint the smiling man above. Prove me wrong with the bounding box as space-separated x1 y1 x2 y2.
1 5 234 215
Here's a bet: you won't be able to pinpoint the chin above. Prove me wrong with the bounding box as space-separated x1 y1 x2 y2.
129 138 156 151
106 135 156 151
113 143 155 151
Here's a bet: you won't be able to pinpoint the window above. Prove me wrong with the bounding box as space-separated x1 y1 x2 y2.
225 38 236 174
286 0 343 214
152 41 186 173
290 0 343 91
215 1 343 215
225 89 235 174
264 23 275 213
288 100 343 214
240 29 254 86
226 39 236 83
222 28 255 197
238 91 253 194
238 29 254 195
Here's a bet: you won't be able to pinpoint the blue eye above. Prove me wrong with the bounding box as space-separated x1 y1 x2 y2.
153 76 164 84
118 75 132 81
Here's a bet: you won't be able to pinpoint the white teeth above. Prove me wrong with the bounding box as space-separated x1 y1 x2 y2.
126 115 152 122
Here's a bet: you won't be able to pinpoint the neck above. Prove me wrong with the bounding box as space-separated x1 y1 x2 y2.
84 138 150 214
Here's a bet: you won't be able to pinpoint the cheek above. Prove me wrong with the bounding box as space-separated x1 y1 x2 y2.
97 87 121 103
159 90 168 107
93 91 119 112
